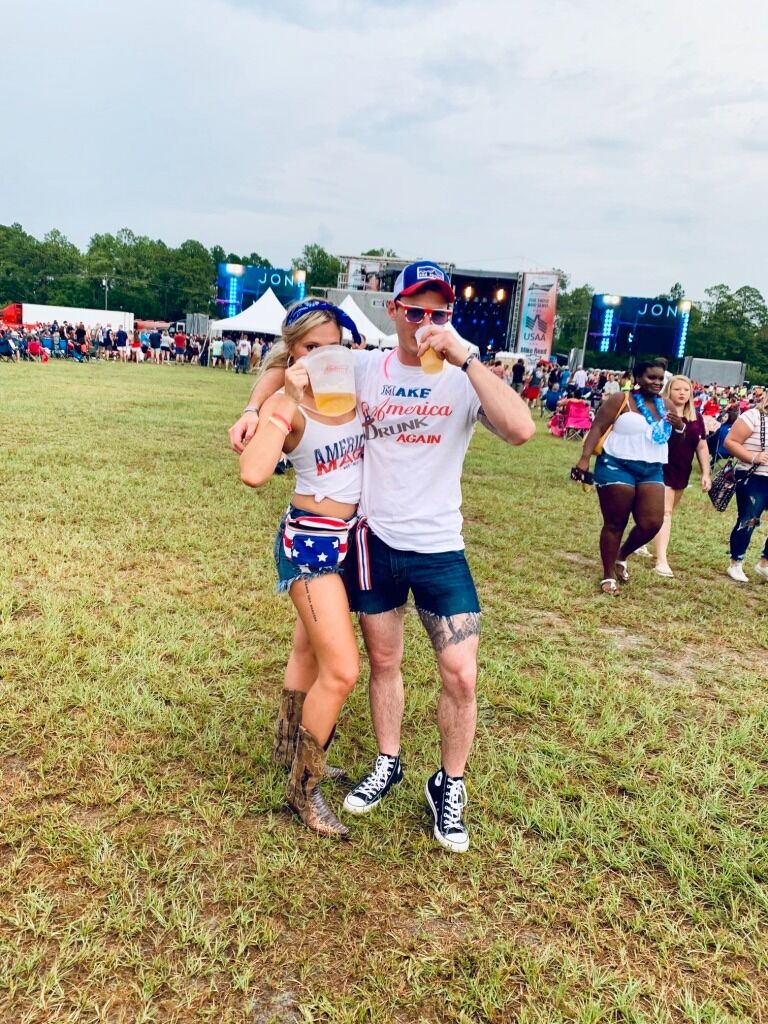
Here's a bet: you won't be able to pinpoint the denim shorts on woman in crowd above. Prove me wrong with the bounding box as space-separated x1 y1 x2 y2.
273 504 357 595
594 453 665 488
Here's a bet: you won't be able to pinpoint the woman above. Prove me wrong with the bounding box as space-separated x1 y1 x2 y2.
648 375 711 577
522 363 543 408
240 300 364 839
572 360 684 594
723 393 768 582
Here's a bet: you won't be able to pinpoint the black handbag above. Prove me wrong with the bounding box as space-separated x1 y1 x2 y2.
708 413 765 512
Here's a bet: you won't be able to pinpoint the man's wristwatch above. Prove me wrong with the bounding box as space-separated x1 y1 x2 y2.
243 405 259 415
461 353 477 372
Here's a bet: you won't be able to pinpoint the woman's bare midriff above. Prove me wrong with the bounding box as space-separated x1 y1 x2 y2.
290 493 358 519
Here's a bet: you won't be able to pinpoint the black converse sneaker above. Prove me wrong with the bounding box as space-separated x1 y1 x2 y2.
342 753 403 814
425 769 470 853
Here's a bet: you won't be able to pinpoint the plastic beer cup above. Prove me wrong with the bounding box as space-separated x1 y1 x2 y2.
306 345 356 415
415 325 445 374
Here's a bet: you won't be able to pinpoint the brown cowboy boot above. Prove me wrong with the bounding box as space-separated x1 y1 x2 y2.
273 689 305 770
273 689 350 783
286 726 350 840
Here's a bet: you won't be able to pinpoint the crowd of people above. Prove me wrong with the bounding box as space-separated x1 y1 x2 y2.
0 319 276 371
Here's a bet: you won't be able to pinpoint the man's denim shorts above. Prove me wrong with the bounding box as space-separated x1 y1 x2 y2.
594 453 665 488
273 505 355 595
347 528 481 618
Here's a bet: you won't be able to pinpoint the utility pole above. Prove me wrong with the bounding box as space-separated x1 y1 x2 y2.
102 277 109 310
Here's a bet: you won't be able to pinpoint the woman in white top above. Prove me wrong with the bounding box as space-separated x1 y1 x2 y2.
723 393 768 582
240 300 365 839
573 360 684 594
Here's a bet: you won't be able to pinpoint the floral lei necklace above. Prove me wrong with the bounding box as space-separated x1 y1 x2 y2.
634 392 672 444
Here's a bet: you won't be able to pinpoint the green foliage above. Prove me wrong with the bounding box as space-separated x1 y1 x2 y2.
361 247 399 257
0 223 273 320
291 243 342 290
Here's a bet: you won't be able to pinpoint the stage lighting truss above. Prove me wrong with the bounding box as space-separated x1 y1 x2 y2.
600 308 615 353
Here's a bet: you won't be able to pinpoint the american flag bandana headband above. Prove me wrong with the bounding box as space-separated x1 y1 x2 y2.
284 300 362 346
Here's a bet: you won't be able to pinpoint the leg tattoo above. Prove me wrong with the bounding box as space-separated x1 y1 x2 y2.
304 580 318 622
417 609 482 652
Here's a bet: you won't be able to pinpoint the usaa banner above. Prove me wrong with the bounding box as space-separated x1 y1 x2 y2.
515 272 560 361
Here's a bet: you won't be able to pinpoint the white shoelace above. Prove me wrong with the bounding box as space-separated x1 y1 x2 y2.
443 778 467 832
356 755 396 798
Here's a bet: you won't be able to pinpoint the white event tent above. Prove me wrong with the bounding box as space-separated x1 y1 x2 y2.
210 288 286 335
338 295 387 347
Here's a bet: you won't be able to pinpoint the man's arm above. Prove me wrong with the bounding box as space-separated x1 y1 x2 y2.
417 328 534 445
466 360 535 444
227 366 286 452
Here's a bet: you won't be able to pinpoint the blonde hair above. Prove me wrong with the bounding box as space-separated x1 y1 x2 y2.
260 305 342 375
663 374 696 421
754 391 768 415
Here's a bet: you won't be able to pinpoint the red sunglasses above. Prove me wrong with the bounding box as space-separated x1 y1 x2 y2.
394 301 453 326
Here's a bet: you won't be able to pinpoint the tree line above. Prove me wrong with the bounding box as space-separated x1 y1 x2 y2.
1 223 765 377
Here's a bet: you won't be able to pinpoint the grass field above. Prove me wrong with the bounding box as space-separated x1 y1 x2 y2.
1 361 767 1024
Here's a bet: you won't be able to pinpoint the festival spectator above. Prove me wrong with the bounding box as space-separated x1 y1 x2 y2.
544 382 561 415
173 330 186 362
159 331 172 363
221 336 236 370
211 336 223 367
235 336 252 374
572 365 588 395
724 394 768 582
511 358 526 394
648 375 711 578
239 302 365 839
572 360 682 594
116 325 129 362
148 329 162 362
522 364 543 407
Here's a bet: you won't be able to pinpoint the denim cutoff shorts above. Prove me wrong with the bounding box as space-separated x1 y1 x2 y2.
594 453 665 488
346 528 481 617
274 504 356 595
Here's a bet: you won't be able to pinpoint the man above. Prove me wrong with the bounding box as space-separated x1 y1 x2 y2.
229 262 534 853
173 329 186 363
235 335 252 374
148 328 162 362
511 358 526 394
572 365 588 396
116 324 129 361
221 335 236 370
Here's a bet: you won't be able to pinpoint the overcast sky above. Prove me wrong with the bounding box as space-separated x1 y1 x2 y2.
3 0 766 299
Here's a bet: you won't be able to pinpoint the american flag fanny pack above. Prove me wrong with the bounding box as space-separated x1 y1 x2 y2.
282 512 357 572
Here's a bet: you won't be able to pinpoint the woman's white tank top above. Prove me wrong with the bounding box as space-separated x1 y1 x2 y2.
289 405 365 504
603 409 668 464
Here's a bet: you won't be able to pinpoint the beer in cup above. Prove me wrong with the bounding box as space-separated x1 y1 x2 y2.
415 325 445 374
306 345 356 415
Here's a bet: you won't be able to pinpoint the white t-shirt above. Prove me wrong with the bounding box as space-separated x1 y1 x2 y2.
735 408 767 476
573 369 588 388
354 349 481 552
237 339 252 357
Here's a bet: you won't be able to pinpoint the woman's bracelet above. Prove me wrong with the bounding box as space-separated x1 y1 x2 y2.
243 404 259 415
